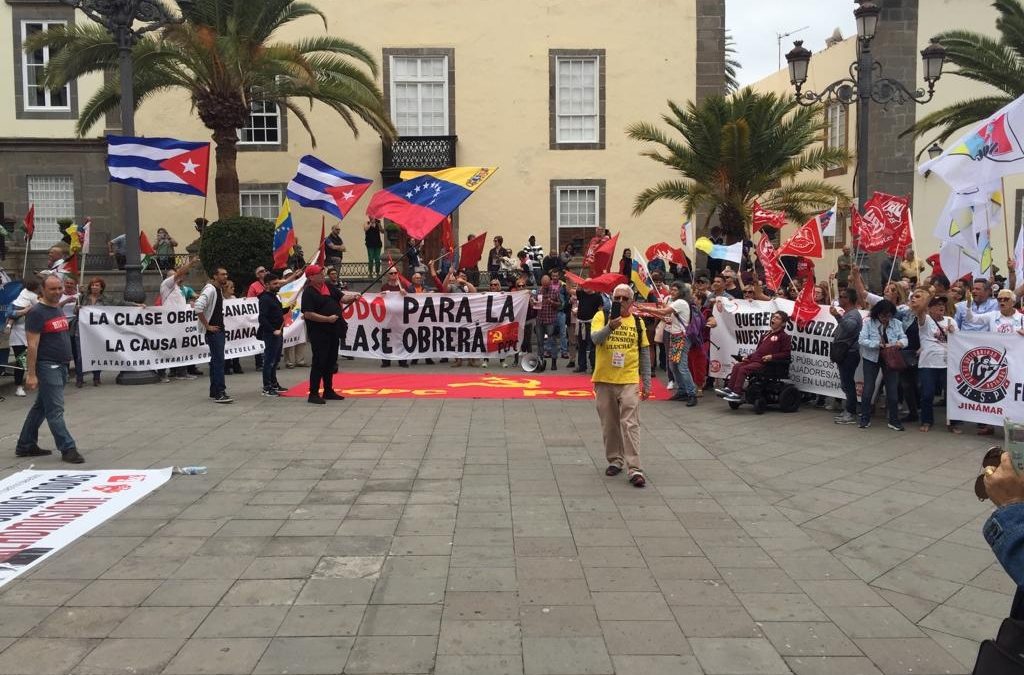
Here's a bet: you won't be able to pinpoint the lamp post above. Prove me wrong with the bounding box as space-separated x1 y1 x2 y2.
785 0 946 215
60 0 186 384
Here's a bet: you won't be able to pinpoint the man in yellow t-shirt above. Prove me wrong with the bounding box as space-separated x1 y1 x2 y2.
591 284 652 487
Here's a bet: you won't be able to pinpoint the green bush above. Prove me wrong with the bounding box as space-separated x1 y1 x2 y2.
197 216 274 292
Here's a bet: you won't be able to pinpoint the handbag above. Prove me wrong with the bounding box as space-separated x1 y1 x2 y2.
880 347 907 372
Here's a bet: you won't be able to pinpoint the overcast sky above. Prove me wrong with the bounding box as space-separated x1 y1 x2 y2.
727 0 858 85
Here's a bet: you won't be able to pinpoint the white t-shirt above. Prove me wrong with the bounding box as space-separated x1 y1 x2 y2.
918 315 956 369
666 299 690 335
10 289 38 347
973 309 1024 334
159 275 187 308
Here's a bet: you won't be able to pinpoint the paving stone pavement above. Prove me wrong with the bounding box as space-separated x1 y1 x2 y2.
0 365 1012 674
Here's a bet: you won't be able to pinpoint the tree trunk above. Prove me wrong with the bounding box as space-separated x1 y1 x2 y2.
213 128 240 220
718 203 746 243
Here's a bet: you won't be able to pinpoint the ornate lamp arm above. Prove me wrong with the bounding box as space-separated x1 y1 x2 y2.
58 0 181 45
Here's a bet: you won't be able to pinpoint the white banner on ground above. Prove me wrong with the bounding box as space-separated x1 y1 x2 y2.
0 469 172 587
339 291 530 360
709 298 866 398
947 331 1024 426
79 298 261 371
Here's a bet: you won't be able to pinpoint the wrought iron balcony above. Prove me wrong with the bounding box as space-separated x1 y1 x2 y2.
381 135 457 184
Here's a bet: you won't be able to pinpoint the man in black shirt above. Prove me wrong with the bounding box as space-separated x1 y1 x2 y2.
575 286 603 373
301 264 360 404
325 225 345 271
15 275 83 463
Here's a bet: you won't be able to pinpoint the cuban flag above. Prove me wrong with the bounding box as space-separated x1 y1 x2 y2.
106 135 210 196
287 155 372 220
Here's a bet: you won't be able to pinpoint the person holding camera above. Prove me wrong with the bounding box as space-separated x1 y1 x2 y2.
591 284 652 488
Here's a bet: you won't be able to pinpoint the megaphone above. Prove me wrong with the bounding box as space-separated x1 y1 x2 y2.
520 353 546 373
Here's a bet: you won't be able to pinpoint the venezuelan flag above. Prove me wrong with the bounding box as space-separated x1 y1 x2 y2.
273 199 297 269
367 167 497 240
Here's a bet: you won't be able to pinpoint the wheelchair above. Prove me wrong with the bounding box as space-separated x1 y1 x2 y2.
726 358 802 414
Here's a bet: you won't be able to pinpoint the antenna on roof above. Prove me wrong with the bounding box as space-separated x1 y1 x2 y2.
777 25 811 70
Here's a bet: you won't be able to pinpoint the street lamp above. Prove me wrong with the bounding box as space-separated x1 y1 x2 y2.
60 0 184 384
927 142 944 160
785 2 946 215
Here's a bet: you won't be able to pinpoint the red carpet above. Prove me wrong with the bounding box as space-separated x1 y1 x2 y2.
281 371 671 400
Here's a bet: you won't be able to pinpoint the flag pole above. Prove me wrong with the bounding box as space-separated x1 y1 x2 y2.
21 233 31 280
1001 178 1013 266
357 250 452 295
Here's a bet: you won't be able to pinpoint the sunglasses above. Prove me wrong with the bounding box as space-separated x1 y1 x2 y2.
974 446 1004 501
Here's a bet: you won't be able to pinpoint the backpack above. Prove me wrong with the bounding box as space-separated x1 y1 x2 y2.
685 302 705 348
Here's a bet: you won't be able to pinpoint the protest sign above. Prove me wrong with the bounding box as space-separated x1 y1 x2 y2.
79 298 261 371
709 298 866 398
947 331 1024 426
339 291 529 360
0 469 172 587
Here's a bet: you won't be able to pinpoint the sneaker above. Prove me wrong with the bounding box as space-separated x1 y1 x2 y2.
15 386 26 397
858 420 871 429
273 383 287 393
887 422 905 432
307 395 326 405
686 396 698 408
834 412 857 425
61 449 85 464
213 393 234 404
667 381 676 390
15 445 52 458
262 388 279 397
714 387 733 397
723 393 742 403
628 472 646 488
285 363 294 369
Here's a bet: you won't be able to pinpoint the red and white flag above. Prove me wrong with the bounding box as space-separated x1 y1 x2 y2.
752 201 786 233
777 215 824 259
756 234 786 291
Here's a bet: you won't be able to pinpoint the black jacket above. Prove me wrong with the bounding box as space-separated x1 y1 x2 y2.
257 290 285 339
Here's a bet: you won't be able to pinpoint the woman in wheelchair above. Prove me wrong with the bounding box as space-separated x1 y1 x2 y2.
716 311 792 403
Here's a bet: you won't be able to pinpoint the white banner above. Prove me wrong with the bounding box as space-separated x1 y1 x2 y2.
339 291 530 360
0 469 172 587
947 331 1024 426
80 298 261 371
709 298 867 398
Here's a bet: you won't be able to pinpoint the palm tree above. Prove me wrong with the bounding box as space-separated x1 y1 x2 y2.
27 0 396 218
725 31 741 95
627 88 851 242
908 0 1024 145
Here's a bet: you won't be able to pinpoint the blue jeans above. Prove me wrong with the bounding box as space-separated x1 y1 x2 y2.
918 367 945 426
860 358 900 426
557 312 568 355
17 362 76 453
262 334 283 388
207 329 226 397
837 351 860 415
670 336 697 396
984 502 1024 587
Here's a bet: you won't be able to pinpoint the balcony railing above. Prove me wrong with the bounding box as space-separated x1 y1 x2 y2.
382 135 457 182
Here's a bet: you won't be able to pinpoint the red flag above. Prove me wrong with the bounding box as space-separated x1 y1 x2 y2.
139 231 156 256
752 200 786 233
62 254 79 276
756 234 786 291
459 231 487 270
440 217 454 258
856 192 909 253
589 232 619 277
583 232 609 267
315 217 326 266
885 196 913 257
565 270 629 294
23 204 34 238
644 242 685 266
796 256 815 280
777 215 824 258
791 273 820 329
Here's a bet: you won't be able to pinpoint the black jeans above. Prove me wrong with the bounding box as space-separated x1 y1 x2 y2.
837 350 860 415
899 362 919 419
860 358 900 426
308 333 339 397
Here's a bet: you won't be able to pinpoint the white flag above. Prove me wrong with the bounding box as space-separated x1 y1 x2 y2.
821 199 838 237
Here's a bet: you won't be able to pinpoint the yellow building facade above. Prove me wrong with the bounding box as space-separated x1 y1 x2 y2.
1 0 725 272
749 0 1019 284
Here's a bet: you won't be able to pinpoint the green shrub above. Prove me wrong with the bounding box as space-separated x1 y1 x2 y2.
197 216 274 292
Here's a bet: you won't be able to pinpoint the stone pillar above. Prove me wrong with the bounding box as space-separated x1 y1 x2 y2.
864 0 919 290
695 0 726 261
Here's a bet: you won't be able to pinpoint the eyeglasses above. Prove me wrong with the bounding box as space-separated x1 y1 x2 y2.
975 446 1004 501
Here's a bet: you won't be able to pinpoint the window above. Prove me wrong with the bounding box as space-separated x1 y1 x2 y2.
27 175 75 250
239 101 281 145
21 21 70 111
555 56 599 144
240 190 282 220
824 102 848 176
551 180 605 252
390 55 449 136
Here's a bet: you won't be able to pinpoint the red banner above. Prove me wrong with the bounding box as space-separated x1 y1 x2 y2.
854 192 909 253
757 234 786 291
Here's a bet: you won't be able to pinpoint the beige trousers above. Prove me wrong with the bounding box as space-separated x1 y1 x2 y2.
594 382 643 474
